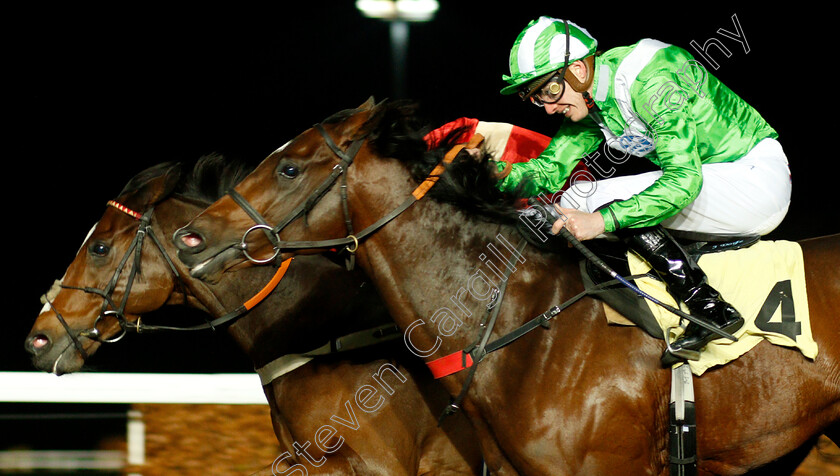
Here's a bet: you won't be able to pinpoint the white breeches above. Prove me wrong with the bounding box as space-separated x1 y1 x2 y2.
558 138 792 236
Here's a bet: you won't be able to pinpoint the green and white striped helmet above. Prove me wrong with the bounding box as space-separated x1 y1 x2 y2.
501 17 598 96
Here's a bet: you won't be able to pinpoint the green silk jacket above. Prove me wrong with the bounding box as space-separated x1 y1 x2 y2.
496 39 778 232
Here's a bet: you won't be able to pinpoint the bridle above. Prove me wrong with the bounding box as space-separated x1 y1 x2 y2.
230 123 366 266
40 199 292 358
227 121 474 267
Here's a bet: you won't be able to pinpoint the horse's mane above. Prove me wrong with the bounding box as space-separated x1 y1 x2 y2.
176 153 254 204
359 100 523 224
116 153 254 208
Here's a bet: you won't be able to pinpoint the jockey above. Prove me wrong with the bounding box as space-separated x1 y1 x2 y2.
494 16 792 361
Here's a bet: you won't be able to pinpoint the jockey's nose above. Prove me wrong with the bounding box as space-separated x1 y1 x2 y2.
544 102 564 115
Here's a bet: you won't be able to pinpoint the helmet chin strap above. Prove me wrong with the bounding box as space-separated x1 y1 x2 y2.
564 55 596 93
582 91 597 110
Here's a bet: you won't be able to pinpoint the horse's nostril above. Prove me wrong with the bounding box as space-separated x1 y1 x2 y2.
32 335 49 348
27 334 51 354
180 232 204 248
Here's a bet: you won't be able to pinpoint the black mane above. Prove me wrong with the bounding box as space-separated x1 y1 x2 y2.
364 100 523 224
176 153 254 205
116 153 254 211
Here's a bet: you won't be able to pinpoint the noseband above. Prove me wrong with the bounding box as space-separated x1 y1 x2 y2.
228 122 468 267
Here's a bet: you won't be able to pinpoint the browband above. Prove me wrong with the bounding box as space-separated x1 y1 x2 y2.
106 200 143 220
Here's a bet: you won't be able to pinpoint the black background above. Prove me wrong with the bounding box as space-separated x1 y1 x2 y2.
5 4 836 376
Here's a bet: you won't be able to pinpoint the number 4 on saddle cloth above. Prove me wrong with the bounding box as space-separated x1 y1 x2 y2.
581 236 817 376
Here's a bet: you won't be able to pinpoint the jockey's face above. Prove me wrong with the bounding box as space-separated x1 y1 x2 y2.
532 60 591 122
541 82 589 121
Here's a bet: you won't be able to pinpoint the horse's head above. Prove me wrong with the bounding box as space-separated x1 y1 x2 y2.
26 162 184 374
174 98 523 283
175 97 396 281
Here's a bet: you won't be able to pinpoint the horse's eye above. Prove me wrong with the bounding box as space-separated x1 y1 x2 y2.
90 242 110 257
279 164 299 178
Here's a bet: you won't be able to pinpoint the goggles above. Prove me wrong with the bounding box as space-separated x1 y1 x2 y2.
522 74 567 107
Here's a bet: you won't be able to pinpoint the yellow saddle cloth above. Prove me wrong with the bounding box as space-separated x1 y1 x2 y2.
628 240 817 376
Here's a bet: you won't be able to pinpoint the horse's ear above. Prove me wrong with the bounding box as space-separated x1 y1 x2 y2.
116 162 184 211
154 162 183 201
350 96 381 125
358 96 377 110
333 98 381 141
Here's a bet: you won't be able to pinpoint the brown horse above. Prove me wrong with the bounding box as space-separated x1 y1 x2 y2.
25 155 481 475
174 98 840 475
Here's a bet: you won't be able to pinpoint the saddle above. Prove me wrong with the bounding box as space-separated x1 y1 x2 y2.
515 214 761 341
578 232 761 341
517 216 817 377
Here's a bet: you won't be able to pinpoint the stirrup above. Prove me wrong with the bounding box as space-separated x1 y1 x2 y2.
665 330 701 361
664 325 701 362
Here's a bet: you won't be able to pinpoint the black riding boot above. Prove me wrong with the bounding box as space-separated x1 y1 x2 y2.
621 226 744 363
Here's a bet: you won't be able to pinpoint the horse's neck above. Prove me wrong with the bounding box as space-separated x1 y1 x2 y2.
233 257 393 368
352 172 582 357
153 199 267 361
